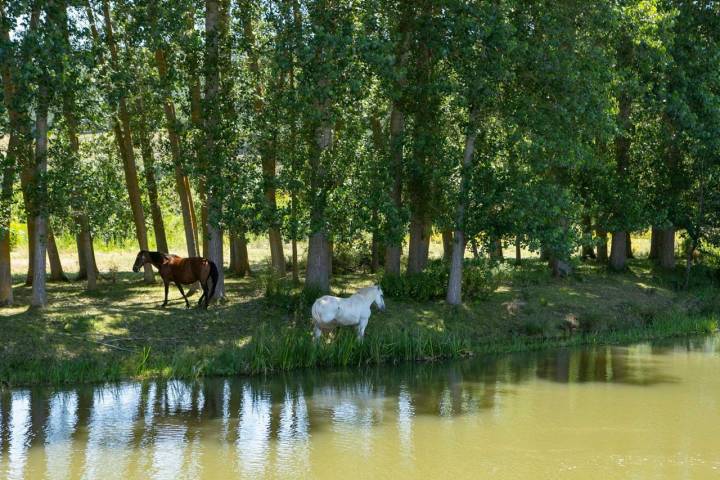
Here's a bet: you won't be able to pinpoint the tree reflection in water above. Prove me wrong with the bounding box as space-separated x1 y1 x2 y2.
1 336 715 478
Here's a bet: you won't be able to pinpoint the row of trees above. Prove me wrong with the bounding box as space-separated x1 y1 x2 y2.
0 0 719 307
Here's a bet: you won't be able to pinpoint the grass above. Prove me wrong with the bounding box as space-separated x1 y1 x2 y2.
1 235 719 387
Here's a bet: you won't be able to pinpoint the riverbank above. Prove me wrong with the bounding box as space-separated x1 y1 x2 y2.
1 255 718 386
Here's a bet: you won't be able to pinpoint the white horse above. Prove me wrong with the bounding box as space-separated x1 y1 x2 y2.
311 285 386 341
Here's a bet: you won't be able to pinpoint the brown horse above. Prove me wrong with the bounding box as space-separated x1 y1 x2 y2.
132 251 219 309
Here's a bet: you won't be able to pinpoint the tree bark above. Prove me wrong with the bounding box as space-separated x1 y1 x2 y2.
407 216 430 274
384 106 404 276
609 34 634 272
305 125 332 292
242 13 286 274
609 231 627 271
135 98 169 253
230 232 250 276
626 234 634 259
658 227 675 270
30 70 49 307
100 0 153 283
447 126 477 305
442 229 453 263
649 227 660 260
515 236 522 264
490 237 504 261
581 215 596 259
596 230 608 262
371 233 381 273
46 227 67 282
57 0 96 289
202 0 226 300
152 27 199 260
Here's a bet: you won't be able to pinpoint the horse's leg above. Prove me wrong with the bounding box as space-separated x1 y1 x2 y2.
357 316 369 341
313 324 323 342
201 283 210 309
162 279 170 308
176 282 190 308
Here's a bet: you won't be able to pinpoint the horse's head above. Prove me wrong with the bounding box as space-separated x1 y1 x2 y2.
373 285 386 312
132 250 149 272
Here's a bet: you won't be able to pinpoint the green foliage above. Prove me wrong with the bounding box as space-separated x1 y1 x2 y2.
381 258 500 302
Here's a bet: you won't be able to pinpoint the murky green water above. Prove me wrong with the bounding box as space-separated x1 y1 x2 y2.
2 337 720 479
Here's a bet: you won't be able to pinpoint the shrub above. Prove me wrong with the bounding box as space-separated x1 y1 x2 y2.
380 258 500 302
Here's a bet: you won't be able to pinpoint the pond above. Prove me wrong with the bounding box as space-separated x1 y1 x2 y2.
2 336 720 479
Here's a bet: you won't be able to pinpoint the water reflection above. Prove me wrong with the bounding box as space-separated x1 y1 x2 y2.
0 337 717 479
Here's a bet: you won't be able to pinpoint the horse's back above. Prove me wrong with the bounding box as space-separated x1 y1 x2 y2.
312 295 341 324
167 256 210 284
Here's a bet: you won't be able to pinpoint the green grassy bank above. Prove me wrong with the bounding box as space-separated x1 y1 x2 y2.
1 253 719 387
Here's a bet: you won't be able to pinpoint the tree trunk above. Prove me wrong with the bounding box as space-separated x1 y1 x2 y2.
291 237 299 283
0 133 17 305
596 230 608 262
581 215 596 259
153 33 198 260
407 215 430 274
230 232 250 277
371 233 381 273
101 0 153 283
202 0 226 301
306 231 330 292
658 227 675 270
46 227 67 282
135 99 169 253
30 74 49 307
470 238 480 259
515 238 522 264
626 234 634 259
649 227 660 260
490 237 504 261
442 229 453 263
446 126 477 305
609 231 627 271
384 106 404 276
57 0 96 290
305 118 333 291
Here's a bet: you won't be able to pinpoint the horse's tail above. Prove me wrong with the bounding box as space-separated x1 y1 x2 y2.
311 299 322 323
207 260 219 303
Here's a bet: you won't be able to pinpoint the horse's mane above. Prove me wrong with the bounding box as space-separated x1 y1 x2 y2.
356 285 378 298
147 251 170 264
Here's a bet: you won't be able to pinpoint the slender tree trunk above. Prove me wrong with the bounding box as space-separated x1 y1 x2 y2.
20 152 34 285
609 231 627 271
658 227 675 270
490 237 504 261
371 233 381 273
581 215 596 259
135 99 169 253
57 0 96 289
291 237 299 283
384 106 404 275
46 227 67 282
230 232 250 276
515 236 522 264
407 216 430 274
243 16 285 274
596 230 608 262
442 229 453 263
30 74 49 307
609 35 634 272
470 238 480 259
649 227 660 260
203 0 226 300
153 35 198 260
305 125 332 292
447 126 477 305
626 234 634 259
100 0 153 283
0 134 16 305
